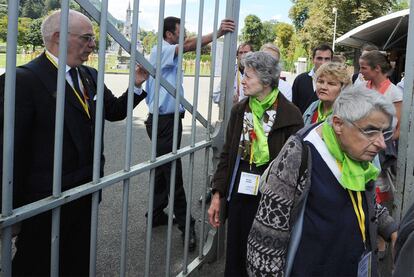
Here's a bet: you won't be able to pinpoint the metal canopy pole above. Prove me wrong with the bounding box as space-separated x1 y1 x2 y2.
394 0 414 221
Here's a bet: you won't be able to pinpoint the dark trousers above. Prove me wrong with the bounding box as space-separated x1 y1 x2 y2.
12 195 92 276
145 114 194 231
224 161 263 277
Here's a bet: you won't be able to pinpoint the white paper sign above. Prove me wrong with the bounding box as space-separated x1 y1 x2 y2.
237 172 260 196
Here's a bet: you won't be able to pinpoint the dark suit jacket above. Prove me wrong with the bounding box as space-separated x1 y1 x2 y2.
292 72 317 114
0 52 147 207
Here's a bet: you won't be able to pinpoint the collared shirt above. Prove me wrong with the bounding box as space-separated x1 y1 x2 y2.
234 63 247 102
45 50 143 96
145 40 184 114
46 50 82 92
308 67 316 92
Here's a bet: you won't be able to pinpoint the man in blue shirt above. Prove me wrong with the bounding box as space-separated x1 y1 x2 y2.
145 16 234 251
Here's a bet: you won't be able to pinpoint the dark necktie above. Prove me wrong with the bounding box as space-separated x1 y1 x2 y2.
69 67 84 100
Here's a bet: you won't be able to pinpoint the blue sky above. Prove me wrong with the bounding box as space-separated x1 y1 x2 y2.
108 0 293 33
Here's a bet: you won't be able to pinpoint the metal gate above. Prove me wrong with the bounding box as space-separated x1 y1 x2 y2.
1 0 240 275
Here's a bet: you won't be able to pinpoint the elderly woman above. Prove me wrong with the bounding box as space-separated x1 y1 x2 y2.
247 86 398 276
359 50 402 139
303 62 351 125
208 51 303 276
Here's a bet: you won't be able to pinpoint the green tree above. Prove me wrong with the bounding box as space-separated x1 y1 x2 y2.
44 0 60 12
290 0 397 56
275 22 295 49
142 30 157 54
21 0 44 19
289 0 311 30
26 18 44 51
241 14 264 51
262 20 277 44
392 0 409 11
0 0 7 18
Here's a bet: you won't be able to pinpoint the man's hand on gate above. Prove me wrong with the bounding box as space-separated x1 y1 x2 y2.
217 19 235 37
135 64 149 88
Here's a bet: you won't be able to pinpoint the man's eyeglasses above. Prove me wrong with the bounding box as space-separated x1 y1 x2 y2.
347 120 393 142
70 33 96 43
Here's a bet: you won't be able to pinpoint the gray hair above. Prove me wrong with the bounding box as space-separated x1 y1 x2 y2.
260 43 280 62
41 10 89 47
328 85 396 126
242 51 281 89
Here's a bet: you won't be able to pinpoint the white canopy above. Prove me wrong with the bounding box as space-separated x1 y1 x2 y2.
336 9 409 50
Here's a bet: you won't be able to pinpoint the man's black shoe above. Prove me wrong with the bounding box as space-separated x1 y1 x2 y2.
182 227 196 252
152 213 177 228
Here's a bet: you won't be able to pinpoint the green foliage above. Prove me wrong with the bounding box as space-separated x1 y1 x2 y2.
241 14 264 51
26 18 44 51
21 0 45 19
290 0 397 57
275 22 295 49
0 16 33 47
0 0 6 18
262 20 277 44
392 0 409 11
44 0 60 11
142 31 157 54
289 0 311 30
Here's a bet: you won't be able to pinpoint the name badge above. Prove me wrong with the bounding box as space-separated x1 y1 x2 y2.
237 172 260 196
357 251 372 277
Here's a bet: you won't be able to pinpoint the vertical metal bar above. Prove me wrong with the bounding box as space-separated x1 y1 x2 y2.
199 0 219 258
165 0 187 275
206 0 220 138
1 1 19 276
50 2 70 275
216 0 240 261
120 0 141 275
146 1 166 276
395 0 414 221
183 1 205 273
90 0 109 275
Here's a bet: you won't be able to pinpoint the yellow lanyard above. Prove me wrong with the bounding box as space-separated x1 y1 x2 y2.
237 68 240 96
45 52 90 118
336 161 367 247
348 190 367 247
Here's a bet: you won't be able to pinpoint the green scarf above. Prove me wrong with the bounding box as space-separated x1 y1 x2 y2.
322 121 379 191
317 101 332 122
248 88 279 167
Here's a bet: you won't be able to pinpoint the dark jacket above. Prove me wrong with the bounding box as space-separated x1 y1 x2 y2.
212 92 304 198
292 71 317 114
0 52 147 207
246 128 398 277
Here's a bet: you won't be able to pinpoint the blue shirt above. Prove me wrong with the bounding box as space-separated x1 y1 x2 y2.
145 40 185 114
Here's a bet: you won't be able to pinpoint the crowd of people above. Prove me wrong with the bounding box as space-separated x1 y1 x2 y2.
0 7 412 277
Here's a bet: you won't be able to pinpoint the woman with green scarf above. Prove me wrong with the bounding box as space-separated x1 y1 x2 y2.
247 86 398 276
208 51 303 276
303 62 351 125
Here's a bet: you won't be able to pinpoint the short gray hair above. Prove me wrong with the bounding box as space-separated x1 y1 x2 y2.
41 10 89 47
328 85 396 126
242 51 281 89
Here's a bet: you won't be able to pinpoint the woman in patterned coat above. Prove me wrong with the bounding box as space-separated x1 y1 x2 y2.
247 86 398 276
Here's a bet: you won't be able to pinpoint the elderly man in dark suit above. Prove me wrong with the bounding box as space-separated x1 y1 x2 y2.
0 9 148 276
